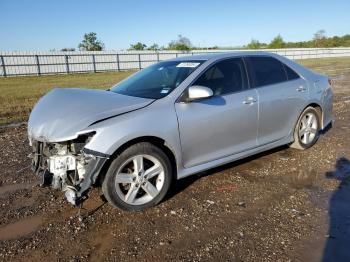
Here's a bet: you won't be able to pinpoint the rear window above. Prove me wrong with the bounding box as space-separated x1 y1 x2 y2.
283 64 300 80
245 56 287 87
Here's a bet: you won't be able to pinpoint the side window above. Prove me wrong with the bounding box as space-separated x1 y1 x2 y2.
193 58 248 96
283 64 300 81
246 56 287 87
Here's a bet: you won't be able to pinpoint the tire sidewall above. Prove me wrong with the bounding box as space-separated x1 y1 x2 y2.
102 143 172 211
294 107 320 149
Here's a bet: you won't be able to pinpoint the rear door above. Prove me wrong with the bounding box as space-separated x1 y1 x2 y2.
175 58 259 168
244 56 308 145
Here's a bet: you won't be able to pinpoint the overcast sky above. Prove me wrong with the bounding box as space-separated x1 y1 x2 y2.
1 0 349 51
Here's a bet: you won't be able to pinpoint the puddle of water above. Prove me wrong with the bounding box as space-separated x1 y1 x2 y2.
288 169 317 189
309 190 330 210
0 121 27 130
0 182 37 195
0 216 43 241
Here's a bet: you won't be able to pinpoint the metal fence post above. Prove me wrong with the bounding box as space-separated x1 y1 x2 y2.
65 55 70 74
175 53 178 58
138 54 142 70
0 55 6 77
35 55 41 76
156 52 160 62
116 53 120 71
92 54 96 73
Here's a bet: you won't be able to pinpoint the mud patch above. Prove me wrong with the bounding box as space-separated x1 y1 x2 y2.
0 182 37 196
89 227 117 261
0 216 43 241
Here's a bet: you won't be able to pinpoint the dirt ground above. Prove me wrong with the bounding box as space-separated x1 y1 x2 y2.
0 73 349 261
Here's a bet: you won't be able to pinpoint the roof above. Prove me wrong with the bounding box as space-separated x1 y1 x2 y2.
168 51 316 79
170 51 279 62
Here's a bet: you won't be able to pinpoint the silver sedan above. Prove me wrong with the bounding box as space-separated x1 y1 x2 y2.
28 52 333 211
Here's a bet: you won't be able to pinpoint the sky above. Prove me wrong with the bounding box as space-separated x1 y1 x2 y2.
0 0 349 51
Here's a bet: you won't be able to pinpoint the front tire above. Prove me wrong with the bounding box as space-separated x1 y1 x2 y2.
290 107 320 150
102 142 172 211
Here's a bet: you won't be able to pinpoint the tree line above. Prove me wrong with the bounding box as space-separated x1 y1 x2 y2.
60 30 350 51
246 30 350 49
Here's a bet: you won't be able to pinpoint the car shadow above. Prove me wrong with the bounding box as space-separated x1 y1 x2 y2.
320 121 333 135
322 157 350 262
166 124 333 202
166 144 289 201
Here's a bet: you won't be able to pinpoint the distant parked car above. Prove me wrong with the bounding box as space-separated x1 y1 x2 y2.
28 52 333 211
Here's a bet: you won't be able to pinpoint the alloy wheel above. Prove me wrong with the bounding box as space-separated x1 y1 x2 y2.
114 154 165 205
298 112 318 145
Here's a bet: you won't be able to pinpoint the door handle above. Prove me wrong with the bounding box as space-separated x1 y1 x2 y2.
296 86 307 92
243 97 257 105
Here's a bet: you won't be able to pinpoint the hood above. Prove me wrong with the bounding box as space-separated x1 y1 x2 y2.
28 88 154 142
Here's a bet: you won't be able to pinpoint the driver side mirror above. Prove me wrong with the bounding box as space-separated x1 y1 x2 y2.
187 85 213 102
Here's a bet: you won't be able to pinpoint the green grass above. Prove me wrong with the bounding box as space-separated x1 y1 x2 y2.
0 56 349 126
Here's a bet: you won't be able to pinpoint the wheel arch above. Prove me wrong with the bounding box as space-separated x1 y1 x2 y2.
291 102 323 137
290 102 323 149
303 102 323 128
95 136 178 186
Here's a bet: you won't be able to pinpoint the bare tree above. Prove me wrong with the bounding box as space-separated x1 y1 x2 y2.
314 30 326 47
168 35 192 50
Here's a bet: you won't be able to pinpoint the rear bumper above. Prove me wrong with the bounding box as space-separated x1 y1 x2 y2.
322 87 333 129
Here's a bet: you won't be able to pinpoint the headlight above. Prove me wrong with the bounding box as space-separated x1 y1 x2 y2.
70 132 96 154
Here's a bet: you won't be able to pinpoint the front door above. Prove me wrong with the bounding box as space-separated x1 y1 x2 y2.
175 58 259 168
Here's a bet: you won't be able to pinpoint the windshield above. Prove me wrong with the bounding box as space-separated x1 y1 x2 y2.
110 60 203 99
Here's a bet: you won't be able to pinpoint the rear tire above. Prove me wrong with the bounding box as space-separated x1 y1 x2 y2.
290 107 320 150
102 142 172 211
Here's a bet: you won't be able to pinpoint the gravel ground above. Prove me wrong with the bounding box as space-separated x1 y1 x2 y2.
0 73 349 261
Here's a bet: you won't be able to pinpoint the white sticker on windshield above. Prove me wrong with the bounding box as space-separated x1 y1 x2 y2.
161 89 170 94
176 62 200 68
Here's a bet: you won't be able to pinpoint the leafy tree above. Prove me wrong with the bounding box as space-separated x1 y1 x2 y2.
147 43 160 51
168 35 192 50
244 33 350 49
129 42 147 50
208 46 219 50
78 32 104 51
61 48 76 51
268 34 285 49
247 39 263 49
191 45 219 50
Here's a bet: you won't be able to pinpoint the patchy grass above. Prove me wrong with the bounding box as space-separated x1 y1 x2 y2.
0 57 349 126
0 71 133 125
297 57 350 76
297 56 350 68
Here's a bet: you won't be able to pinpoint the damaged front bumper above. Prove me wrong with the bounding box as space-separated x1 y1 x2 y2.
30 134 109 206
